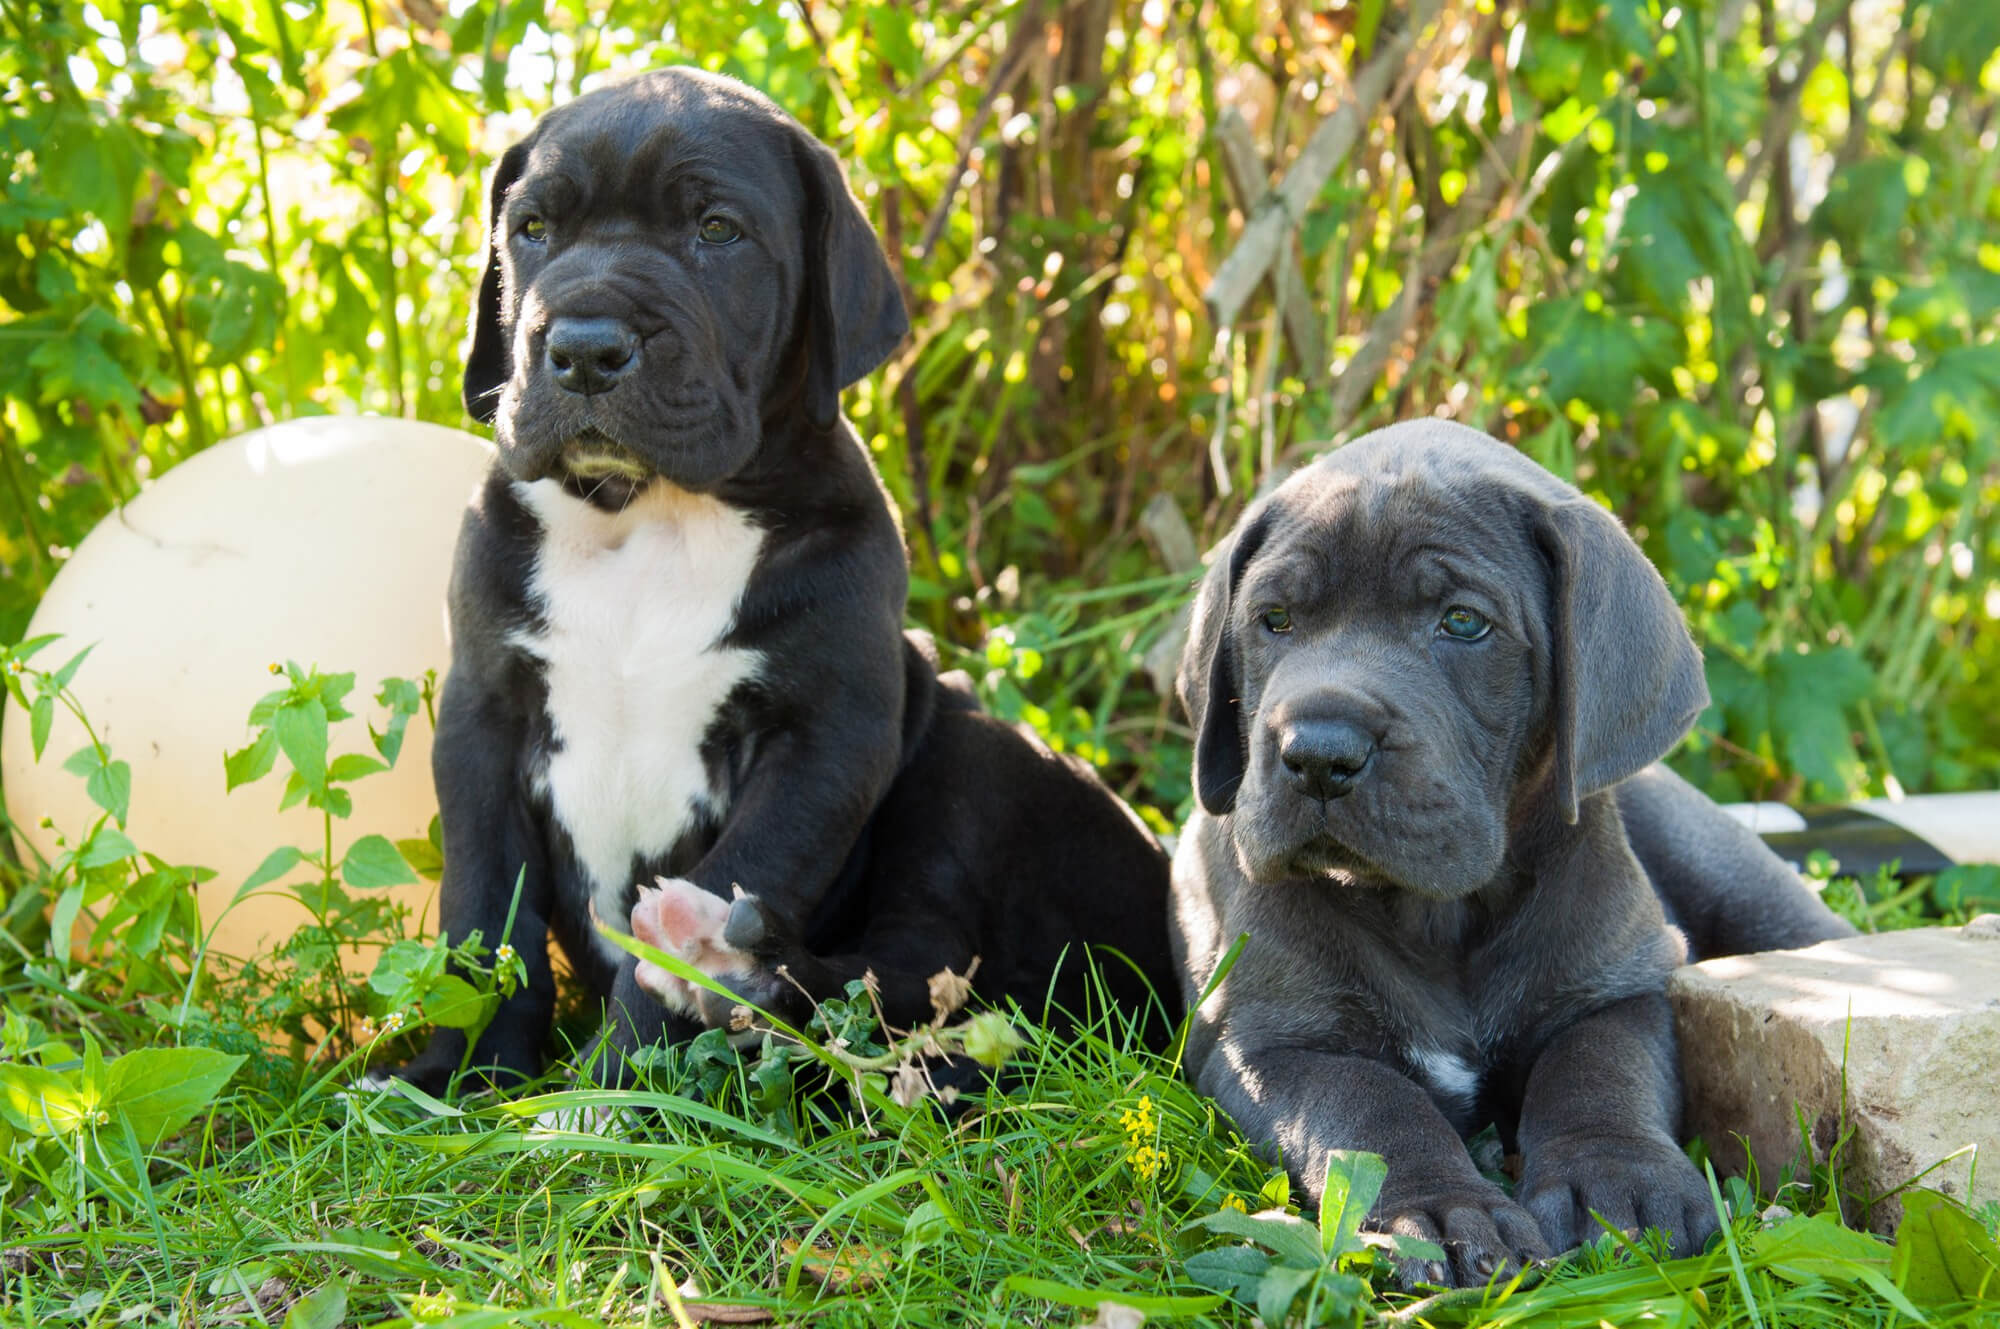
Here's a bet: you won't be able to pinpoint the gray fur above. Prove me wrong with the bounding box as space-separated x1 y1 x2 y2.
1172 419 1853 1287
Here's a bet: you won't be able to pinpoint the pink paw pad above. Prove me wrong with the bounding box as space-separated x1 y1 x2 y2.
629 877 754 1017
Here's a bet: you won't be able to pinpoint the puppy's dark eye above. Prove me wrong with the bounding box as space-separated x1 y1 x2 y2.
1438 606 1490 641
698 215 742 245
1260 606 1293 634
520 216 548 243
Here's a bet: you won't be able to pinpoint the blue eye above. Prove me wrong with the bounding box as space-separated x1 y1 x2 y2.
1438 606 1490 641
1261 606 1293 634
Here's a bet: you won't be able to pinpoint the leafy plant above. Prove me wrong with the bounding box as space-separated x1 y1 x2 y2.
1183 1149 1442 1323
0 634 209 994
0 1010 243 1229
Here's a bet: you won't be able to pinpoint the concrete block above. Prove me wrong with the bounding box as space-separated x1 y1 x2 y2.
1668 920 2000 1234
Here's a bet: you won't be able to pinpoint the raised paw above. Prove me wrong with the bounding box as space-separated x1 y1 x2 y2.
1371 1181 1551 1289
1518 1131 1718 1258
628 878 800 1033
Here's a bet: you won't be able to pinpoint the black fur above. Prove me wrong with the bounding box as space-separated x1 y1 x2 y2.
398 68 1173 1093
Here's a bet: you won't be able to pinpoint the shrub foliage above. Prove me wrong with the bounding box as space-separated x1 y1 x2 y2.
5 1 1998 814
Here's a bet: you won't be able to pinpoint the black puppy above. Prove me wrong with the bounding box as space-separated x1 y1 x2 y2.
1172 420 1852 1286
396 68 1174 1093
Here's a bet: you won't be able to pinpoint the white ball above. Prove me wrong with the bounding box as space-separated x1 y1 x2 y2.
2 417 494 964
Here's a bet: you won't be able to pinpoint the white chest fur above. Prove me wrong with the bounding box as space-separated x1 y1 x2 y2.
511 479 765 954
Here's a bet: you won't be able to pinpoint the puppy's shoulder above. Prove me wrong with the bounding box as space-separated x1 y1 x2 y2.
441 465 543 665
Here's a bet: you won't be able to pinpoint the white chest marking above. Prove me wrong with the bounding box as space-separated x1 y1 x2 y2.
1411 1046 1480 1111
511 479 765 955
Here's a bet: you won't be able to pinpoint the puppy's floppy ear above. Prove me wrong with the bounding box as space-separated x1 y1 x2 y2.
462 142 530 424
792 131 909 432
1534 497 1709 824
1180 504 1275 816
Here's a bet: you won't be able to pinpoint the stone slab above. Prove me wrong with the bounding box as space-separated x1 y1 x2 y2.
1668 920 2000 1234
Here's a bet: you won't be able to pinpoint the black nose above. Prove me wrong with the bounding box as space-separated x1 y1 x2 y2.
545 317 639 395
1280 719 1378 801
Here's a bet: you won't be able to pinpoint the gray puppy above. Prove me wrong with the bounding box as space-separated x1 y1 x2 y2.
1173 419 1852 1287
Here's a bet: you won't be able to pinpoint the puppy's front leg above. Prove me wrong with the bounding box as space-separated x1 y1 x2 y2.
395 681 553 1094
1515 992 1718 1256
633 663 906 1029
1203 1047 1550 1287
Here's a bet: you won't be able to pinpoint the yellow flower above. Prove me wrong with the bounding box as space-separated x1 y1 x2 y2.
1117 1095 1166 1180
1220 1193 1247 1213
1118 1094 1156 1139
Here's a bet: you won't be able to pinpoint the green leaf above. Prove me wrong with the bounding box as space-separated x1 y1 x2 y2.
50 643 94 689
1815 157 1913 257
306 1226 437 1279
1933 864 2000 914
79 827 137 869
224 729 277 792
1769 647 1873 797
341 834 417 889
281 1280 348 1329
1893 1189 2000 1306
901 1198 954 1259
1526 298 1681 413
1352 0 1385 57
87 758 132 827
49 884 84 956
234 846 304 903
1617 167 1737 320
371 676 423 765
419 975 492 1029
1185 1244 1272 1300
1190 1207 1324 1270
368 939 433 993
1752 1211 1925 1318
1757 1211 1894 1275
1256 1263 1318 1325
315 671 358 721
29 693 53 760
25 309 141 411
39 111 142 246
999 1276 1222 1316
1317 1150 1387 1256
8 634 60 663
273 699 329 793
188 256 281 365
396 832 444 883
0 1064 93 1136
868 4 921 79
1916 0 2000 84
102 1047 245 1148
326 752 388 784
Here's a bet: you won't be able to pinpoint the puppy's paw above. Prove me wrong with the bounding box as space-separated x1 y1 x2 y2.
1371 1182 1551 1289
1519 1132 1718 1258
628 878 795 1035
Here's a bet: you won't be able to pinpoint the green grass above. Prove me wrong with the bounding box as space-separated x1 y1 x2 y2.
2 648 1997 1327
3 946 1998 1329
